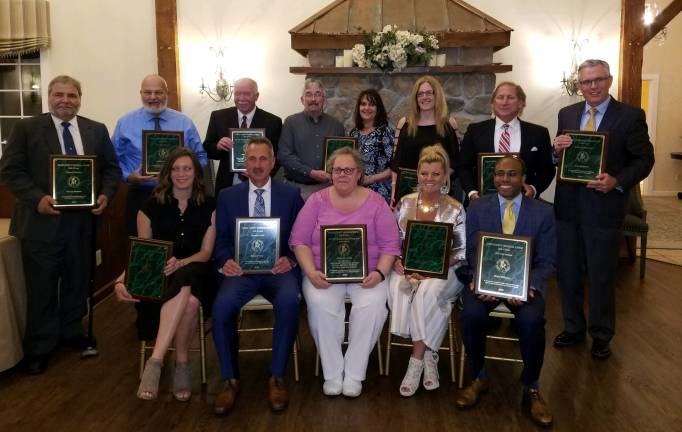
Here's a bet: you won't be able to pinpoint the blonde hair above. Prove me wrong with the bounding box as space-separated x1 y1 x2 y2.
418 144 451 191
406 75 449 137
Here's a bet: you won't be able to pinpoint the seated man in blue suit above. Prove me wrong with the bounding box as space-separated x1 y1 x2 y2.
457 155 556 427
212 137 304 414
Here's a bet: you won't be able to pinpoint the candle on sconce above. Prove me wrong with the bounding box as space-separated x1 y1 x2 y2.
428 56 438 67
343 50 353 67
335 55 344 67
437 53 446 67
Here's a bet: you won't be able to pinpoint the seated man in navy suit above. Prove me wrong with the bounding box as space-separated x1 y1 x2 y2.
212 137 304 414
457 156 556 427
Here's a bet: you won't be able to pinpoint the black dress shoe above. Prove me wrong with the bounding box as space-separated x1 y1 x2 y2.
591 340 611 359
22 355 48 375
62 334 96 350
553 331 585 347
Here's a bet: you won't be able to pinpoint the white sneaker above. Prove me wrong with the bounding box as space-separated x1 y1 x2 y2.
342 377 362 398
400 356 424 397
423 351 440 390
323 378 342 396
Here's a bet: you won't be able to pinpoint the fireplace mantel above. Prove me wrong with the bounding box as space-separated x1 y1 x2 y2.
290 64 512 75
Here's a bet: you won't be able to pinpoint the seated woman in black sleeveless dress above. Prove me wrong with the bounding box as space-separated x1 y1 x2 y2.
114 147 216 401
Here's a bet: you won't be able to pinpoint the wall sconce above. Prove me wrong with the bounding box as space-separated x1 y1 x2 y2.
561 39 588 97
199 47 233 102
644 2 667 44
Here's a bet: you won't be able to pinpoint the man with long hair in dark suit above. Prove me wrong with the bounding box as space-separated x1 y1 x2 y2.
203 78 282 195
552 59 654 359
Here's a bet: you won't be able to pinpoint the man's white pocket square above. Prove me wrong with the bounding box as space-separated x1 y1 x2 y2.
530 146 538 151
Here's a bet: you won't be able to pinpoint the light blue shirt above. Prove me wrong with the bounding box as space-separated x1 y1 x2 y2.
112 107 207 187
580 96 611 130
497 192 522 224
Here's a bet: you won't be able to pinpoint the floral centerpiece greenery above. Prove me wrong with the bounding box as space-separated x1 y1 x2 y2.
351 25 439 73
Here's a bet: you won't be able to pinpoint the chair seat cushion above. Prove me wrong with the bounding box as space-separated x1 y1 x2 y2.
622 214 648 233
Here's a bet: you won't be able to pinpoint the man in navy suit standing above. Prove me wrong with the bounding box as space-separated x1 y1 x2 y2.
552 59 654 359
457 156 556 427
212 137 303 415
457 81 555 201
203 78 282 195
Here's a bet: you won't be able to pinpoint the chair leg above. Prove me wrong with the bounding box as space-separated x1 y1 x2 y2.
199 306 207 385
640 234 647 279
385 313 393 376
293 336 300 382
376 336 384 376
139 341 146 379
458 345 466 389
448 313 456 384
315 351 320 377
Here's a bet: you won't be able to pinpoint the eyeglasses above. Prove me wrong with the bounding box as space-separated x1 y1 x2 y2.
332 167 357 175
578 76 611 87
494 170 520 178
417 90 434 98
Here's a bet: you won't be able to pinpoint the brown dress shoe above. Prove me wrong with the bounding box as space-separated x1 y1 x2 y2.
455 378 489 409
523 388 553 427
214 379 240 416
268 376 289 412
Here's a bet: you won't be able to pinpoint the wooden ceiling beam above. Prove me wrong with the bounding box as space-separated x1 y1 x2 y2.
643 0 682 44
155 0 181 110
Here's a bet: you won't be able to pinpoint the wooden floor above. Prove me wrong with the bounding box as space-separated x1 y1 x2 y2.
1 259 681 432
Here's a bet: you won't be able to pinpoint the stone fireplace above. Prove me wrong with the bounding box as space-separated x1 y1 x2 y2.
289 0 513 133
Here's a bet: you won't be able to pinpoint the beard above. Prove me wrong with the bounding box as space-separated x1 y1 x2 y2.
143 102 167 115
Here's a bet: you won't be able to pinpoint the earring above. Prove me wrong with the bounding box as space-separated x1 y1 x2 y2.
440 184 449 194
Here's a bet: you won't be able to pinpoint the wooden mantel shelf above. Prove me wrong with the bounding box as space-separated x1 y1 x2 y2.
289 64 512 75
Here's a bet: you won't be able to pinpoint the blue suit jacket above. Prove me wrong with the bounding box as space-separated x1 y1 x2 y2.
465 193 556 297
214 179 304 269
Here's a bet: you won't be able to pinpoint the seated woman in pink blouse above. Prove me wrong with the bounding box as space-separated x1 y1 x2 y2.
290 147 400 398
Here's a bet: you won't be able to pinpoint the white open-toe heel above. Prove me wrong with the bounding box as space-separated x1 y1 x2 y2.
400 357 424 397
423 351 440 390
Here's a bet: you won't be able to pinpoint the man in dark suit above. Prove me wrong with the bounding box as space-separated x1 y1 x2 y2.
212 137 303 414
203 78 282 195
457 81 555 200
552 59 654 359
457 155 556 427
0 75 121 374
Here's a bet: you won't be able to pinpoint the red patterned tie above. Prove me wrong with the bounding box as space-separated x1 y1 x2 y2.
498 123 511 153
241 115 247 128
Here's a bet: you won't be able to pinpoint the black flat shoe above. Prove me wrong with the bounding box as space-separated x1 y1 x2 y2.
22 355 48 375
553 331 585 347
591 340 611 359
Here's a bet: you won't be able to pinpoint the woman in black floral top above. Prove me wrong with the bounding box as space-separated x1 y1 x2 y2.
349 89 394 203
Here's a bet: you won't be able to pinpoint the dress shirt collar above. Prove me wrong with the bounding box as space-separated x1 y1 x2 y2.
237 107 257 127
51 114 79 131
249 177 272 195
584 96 611 116
497 191 523 214
494 116 520 130
303 110 325 124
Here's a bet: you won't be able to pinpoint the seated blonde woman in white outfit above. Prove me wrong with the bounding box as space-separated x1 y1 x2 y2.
388 144 466 396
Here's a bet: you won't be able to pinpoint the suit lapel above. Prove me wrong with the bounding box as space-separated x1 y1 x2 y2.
237 182 250 216
78 117 96 155
42 114 63 155
483 119 495 152
519 120 531 153
270 181 282 217
565 103 584 131
488 195 503 233
514 196 531 235
598 98 621 132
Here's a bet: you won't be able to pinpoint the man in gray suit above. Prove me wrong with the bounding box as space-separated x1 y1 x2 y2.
0 75 121 374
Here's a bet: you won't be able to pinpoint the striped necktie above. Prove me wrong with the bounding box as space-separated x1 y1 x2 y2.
502 200 516 235
498 123 511 153
584 107 597 131
254 189 266 217
241 115 248 129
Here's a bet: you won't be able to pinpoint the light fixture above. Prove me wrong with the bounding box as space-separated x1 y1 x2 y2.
561 39 588 97
644 1 667 44
199 47 233 102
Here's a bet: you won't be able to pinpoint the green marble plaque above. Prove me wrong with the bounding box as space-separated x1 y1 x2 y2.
126 237 173 302
402 220 452 279
321 224 367 283
395 168 419 203
323 136 357 171
142 130 184 175
50 155 96 209
478 152 520 195
475 232 531 301
559 131 608 183
230 128 265 172
235 218 280 273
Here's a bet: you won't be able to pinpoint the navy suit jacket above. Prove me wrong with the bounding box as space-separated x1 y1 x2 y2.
555 98 654 228
214 179 303 270
465 193 556 297
457 118 555 198
203 106 283 194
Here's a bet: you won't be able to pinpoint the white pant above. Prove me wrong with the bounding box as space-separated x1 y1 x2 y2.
387 267 463 351
303 277 388 382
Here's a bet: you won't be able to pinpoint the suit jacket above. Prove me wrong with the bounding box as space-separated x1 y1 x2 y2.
203 106 283 194
214 179 303 269
465 194 556 297
457 118 555 198
554 98 654 228
0 113 121 242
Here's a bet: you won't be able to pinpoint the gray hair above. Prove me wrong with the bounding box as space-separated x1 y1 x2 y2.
302 78 325 96
578 59 611 75
48 75 82 96
234 77 258 93
246 137 275 158
326 146 365 185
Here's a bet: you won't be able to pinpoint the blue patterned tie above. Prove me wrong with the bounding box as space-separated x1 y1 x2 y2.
62 122 77 155
254 189 266 217
153 116 162 131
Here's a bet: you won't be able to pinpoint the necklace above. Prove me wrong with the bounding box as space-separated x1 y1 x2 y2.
417 193 440 213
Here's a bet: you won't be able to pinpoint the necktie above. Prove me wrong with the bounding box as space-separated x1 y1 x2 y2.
502 200 516 235
498 123 511 153
153 117 162 131
584 107 597 131
241 115 247 129
62 122 77 155
254 189 266 217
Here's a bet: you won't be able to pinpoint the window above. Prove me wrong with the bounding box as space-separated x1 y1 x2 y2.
0 51 41 152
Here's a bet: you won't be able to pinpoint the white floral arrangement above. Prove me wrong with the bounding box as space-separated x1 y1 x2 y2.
352 25 439 73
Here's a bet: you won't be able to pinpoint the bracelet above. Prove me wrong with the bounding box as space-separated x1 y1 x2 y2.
375 269 386 281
